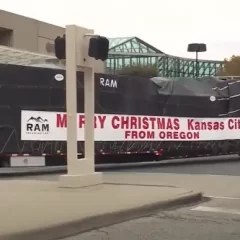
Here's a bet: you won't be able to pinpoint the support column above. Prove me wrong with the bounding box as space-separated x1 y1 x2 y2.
59 25 102 188
65 24 78 175
84 67 95 171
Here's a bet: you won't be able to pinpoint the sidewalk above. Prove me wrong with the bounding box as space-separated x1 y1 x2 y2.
0 174 202 240
105 172 240 197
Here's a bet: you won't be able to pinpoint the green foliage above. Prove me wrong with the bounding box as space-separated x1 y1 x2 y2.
118 64 157 78
217 55 240 76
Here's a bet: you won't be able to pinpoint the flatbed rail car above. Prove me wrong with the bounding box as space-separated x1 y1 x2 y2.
0 63 239 167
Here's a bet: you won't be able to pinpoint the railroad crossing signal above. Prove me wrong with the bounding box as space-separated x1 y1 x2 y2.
54 35 109 61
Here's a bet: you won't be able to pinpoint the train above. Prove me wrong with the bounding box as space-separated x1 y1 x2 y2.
0 63 240 167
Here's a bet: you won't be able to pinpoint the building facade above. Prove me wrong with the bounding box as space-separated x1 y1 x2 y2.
0 10 64 55
0 10 105 73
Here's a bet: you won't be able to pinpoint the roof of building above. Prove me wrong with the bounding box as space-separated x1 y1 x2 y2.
0 45 53 66
109 36 164 54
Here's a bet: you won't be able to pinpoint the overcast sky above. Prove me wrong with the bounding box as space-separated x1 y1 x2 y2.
1 0 239 61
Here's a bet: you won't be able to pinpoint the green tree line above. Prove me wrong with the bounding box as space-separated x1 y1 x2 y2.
118 64 157 78
216 55 240 76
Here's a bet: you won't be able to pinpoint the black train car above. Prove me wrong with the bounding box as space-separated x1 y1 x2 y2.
0 63 239 167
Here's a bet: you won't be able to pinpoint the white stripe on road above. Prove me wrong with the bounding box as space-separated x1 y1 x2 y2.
206 196 240 200
192 206 240 215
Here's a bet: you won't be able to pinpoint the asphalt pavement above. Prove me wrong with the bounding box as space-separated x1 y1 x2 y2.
8 155 240 182
61 198 240 240
110 157 240 176
1 154 240 176
57 157 240 240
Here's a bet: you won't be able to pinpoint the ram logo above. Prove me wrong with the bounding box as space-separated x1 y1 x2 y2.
100 77 118 88
26 116 49 134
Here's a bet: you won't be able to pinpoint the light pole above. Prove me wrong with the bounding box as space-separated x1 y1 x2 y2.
187 43 207 78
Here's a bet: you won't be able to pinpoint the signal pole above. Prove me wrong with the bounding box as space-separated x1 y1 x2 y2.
55 25 109 188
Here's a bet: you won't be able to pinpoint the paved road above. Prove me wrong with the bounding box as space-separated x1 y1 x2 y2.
57 159 240 240
61 197 240 240
12 157 240 182
1 154 239 177
110 158 240 176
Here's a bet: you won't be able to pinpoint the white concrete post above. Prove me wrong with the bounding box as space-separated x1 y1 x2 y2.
59 25 103 188
65 25 78 175
84 67 95 170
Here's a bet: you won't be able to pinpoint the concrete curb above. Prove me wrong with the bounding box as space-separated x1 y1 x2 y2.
0 154 239 177
0 166 67 177
0 191 203 240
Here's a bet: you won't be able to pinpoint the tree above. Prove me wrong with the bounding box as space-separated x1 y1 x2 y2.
118 64 157 78
217 55 240 76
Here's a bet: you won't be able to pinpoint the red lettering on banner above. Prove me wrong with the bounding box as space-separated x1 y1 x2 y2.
156 118 180 130
79 115 85 128
56 114 66 128
187 119 224 131
56 114 106 128
78 115 106 128
131 117 137 129
112 116 120 129
156 118 163 129
166 119 173 130
149 117 155 129
111 116 131 129
123 117 129 129
111 116 180 130
159 131 199 140
142 117 148 129
173 118 180 130
228 119 240 130
125 131 155 139
98 116 106 128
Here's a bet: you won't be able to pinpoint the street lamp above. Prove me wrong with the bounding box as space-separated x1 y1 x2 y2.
187 43 207 78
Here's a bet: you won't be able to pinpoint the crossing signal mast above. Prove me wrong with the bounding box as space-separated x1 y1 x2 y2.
54 34 109 61
54 25 109 189
54 35 66 60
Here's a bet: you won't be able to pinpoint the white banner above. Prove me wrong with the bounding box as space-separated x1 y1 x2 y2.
21 110 240 141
